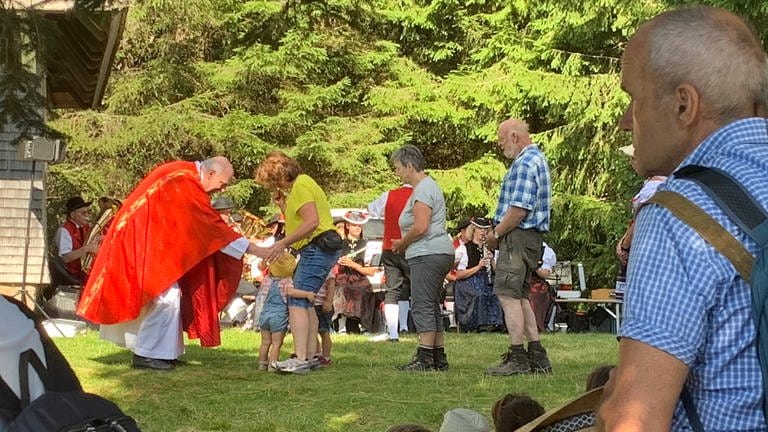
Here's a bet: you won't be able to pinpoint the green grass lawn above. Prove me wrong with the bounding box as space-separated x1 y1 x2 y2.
55 329 618 432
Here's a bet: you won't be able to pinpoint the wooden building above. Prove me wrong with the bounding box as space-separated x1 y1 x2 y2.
0 0 127 306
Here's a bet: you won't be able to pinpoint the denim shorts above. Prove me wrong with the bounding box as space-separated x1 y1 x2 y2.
259 305 288 333
288 244 340 309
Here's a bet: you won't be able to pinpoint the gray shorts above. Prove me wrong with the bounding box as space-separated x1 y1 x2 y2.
408 253 454 333
494 229 543 299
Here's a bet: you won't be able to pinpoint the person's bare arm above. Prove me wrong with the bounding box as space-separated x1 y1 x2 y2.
454 255 491 280
535 267 552 279
338 256 377 276
596 338 688 431
61 242 97 264
263 201 319 261
322 278 336 312
285 286 315 303
486 206 528 250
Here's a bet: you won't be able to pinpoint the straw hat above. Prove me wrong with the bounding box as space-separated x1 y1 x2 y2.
268 252 297 278
342 210 370 225
515 387 602 432
439 408 491 432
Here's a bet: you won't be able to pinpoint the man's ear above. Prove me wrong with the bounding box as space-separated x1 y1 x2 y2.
675 84 700 126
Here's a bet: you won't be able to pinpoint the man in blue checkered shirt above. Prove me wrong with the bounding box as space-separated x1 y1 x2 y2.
485 118 553 376
597 6 768 431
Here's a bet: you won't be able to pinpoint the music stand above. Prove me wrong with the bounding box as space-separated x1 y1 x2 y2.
17 137 67 335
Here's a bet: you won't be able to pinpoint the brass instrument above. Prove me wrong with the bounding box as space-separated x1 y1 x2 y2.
240 211 272 239
82 203 120 273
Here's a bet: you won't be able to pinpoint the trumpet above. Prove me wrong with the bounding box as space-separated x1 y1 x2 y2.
239 211 272 239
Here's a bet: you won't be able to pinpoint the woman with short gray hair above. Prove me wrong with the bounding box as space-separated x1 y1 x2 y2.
390 145 455 371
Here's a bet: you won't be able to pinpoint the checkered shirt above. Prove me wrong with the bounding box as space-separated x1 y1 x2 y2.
493 144 551 231
622 118 768 430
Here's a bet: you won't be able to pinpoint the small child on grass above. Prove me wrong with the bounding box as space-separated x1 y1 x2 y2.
258 252 315 371
313 269 337 365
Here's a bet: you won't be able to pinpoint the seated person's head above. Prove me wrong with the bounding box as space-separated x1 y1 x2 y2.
586 365 615 391
387 425 432 432
492 393 545 432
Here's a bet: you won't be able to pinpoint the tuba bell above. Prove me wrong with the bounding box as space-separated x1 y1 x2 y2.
81 199 121 273
239 211 272 239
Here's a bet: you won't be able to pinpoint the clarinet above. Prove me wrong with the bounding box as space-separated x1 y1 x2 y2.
481 236 493 285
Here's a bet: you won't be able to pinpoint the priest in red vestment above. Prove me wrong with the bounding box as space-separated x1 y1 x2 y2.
78 156 264 370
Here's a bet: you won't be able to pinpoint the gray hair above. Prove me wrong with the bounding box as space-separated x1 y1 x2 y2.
390 145 426 172
647 6 768 123
201 156 230 173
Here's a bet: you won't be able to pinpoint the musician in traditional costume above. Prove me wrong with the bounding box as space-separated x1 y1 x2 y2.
453 217 503 332
333 210 380 334
368 184 414 341
77 157 268 371
54 197 98 285
211 195 244 234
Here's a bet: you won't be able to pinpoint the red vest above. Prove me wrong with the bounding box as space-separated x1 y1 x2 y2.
382 186 413 251
62 220 90 276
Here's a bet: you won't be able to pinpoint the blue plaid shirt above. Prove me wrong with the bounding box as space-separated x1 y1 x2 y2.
622 118 768 430
494 144 551 231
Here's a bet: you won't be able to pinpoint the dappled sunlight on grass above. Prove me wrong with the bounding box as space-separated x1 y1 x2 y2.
326 412 362 431
54 328 618 431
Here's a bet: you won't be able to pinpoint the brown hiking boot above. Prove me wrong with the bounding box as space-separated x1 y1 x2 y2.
485 346 530 376
528 345 553 374
396 347 435 372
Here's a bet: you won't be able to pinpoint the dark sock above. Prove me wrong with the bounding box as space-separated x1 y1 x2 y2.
528 340 542 350
509 344 525 351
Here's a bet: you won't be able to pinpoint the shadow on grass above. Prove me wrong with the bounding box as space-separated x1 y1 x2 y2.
57 329 617 432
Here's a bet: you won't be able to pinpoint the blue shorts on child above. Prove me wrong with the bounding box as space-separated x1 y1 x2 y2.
259 278 289 333
259 308 288 333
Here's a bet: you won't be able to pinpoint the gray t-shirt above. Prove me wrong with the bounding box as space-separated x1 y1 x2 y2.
398 176 455 260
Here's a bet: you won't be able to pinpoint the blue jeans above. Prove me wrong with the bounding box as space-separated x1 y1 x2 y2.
288 244 340 309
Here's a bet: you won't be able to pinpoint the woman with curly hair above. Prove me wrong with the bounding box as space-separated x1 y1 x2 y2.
253 151 342 374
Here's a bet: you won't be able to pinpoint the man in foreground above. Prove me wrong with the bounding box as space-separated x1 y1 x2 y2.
78 157 264 370
485 118 552 376
597 6 768 430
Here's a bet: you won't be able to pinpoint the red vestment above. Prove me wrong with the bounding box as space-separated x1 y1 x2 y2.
77 161 243 347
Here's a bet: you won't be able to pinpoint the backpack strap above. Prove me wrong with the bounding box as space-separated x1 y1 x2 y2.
676 165 768 248
647 190 754 279
18 349 48 409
